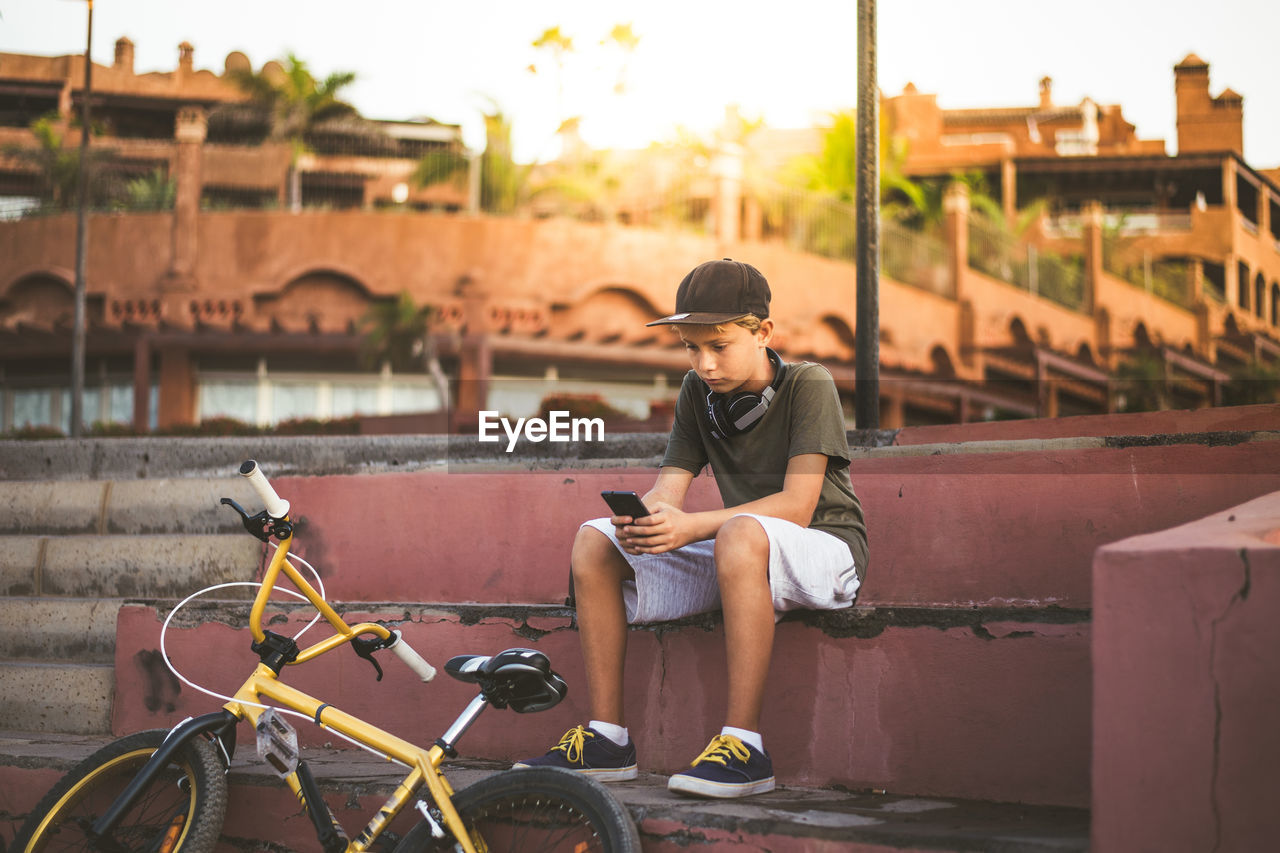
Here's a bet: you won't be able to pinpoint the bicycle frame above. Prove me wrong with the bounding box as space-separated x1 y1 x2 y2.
90 496 489 853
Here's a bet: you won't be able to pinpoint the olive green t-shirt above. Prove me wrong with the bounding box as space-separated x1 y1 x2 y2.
660 360 869 580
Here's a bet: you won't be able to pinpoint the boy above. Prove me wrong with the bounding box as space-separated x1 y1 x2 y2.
517 258 868 798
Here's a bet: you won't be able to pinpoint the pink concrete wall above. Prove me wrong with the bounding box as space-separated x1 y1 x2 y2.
1092 490 1280 851
114 604 1089 807
270 438 1280 610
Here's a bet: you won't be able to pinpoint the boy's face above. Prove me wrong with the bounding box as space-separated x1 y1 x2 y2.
678 320 774 395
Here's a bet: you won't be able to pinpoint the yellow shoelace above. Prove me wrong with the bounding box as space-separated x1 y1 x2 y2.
552 725 594 764
690 734 751 767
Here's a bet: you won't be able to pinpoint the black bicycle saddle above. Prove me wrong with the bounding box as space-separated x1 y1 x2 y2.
444 648 567 714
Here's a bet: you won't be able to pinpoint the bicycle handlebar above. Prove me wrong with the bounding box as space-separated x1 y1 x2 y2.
240 459 291 519
390 630 437 682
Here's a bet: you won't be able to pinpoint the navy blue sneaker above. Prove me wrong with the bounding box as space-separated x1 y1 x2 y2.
513 725 638 782
667 734 775 798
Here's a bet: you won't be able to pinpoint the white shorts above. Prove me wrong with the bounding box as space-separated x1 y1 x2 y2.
581 514 861 624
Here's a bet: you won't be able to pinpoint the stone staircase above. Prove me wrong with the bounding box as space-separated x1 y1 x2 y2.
0 477 260 734
4 416 1279 852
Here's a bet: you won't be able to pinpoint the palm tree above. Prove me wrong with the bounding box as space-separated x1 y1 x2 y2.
358 291 449 408
409 148 471 194
224 54 358 212
3 115 120 213
783 110 926 215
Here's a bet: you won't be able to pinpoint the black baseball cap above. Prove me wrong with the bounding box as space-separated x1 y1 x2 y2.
645 259 771 326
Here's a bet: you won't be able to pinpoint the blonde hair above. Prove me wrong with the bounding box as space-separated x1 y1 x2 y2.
670 314 763 335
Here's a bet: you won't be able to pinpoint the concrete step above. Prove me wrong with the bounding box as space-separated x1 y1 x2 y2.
0 731 1089 853
0 598 121 663
0 667 113 735
2 534 262 599
0 478 252 536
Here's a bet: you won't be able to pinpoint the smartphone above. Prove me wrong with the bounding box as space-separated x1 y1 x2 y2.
601 490 651 519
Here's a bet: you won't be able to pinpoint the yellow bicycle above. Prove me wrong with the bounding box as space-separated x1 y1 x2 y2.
11 460 640 853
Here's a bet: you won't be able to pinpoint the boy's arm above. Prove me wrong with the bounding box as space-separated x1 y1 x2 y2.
621 453 827 554
641 466 696 511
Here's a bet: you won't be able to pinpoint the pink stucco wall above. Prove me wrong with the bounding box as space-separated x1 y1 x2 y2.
265 438 1280 610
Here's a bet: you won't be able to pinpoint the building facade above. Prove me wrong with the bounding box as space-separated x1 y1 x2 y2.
0 42 1276 434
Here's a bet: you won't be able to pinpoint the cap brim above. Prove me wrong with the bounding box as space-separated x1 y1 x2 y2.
644 311 750 327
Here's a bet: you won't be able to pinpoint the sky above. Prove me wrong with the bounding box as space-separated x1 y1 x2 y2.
2 0 1278 168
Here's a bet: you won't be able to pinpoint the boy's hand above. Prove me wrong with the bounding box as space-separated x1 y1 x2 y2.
614 502 696 555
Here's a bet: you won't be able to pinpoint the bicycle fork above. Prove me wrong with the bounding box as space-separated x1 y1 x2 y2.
88 711 238 847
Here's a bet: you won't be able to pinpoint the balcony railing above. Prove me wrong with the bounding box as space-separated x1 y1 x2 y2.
1044 209 1193 237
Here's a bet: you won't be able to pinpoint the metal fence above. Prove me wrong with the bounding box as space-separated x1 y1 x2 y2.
968 216 1087 311
748 182 952 298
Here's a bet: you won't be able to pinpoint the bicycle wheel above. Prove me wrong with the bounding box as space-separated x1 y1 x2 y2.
10 729 228 853
395 766 640 853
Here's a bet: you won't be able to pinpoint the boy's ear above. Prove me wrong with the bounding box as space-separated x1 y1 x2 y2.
757 318 775 344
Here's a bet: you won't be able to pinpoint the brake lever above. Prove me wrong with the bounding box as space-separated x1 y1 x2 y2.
220 498 292 542
351 634 390 681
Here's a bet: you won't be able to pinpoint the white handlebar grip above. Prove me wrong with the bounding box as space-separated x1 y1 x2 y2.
390 630 436 682
239 460 291 519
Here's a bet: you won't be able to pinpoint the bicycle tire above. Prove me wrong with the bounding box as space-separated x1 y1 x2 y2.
394 766 640 853
10 729 228 853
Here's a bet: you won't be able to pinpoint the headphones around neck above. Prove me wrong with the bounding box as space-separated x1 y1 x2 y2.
704 348 787 440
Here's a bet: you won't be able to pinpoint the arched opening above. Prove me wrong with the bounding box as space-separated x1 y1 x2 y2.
806 314 856 361
1008 316 1033 350
1271 282 1279 327
1077 342 1097 366
930 344 956 378
549 286 661 343
1255 273 1266 319
254 270 374 334
0 274 75 330
1133 322 1155 351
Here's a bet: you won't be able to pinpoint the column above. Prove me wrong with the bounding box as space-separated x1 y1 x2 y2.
1082 200 1104 314
1001 158 1017 224
712 142 744 248
944 181 970 301
132 336 151 430
165 106 206 292
156 346 196 428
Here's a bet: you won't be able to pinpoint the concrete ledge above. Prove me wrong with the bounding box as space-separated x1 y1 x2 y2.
105 479 250 535
113 601 1091 807
0 664 113 735
0 598 121 663
24 535 262 599
0 482 106 535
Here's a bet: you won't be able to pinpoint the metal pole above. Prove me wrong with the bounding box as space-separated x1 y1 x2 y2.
854 0 880 429
70 0 94 437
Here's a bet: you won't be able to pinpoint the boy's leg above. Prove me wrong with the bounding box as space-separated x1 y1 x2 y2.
571 524 634 726
667 515 776 798
711 515 775 731
514 524 638 780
